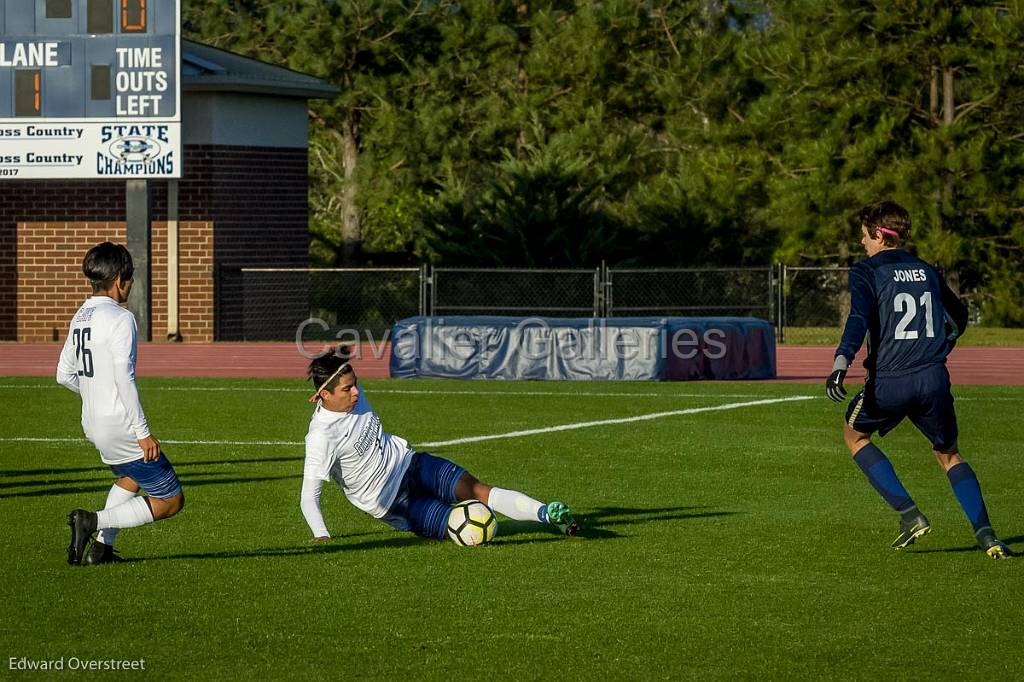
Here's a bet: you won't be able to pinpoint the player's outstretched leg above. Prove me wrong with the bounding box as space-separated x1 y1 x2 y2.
543 500 579 537
484 486 579 536
67 509 98 565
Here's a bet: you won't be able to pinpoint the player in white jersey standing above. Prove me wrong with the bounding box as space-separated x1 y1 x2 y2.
300 346 579 542
57 242 185 565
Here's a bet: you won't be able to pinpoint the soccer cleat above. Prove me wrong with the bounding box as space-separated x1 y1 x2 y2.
891 513 930 550
83 540 124 565
545 500 579 537
66 509 98 565
976 531 1014 560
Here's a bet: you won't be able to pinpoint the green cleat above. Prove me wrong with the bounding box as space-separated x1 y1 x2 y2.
545 500 579 536
891 513 930 550
976 530 1014 559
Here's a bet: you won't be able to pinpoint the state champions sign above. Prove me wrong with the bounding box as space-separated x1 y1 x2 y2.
0 0 181 179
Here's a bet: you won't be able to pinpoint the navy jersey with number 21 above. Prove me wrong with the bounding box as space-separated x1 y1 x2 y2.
836 250 969 376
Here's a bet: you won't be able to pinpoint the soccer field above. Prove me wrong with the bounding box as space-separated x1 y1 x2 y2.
1 378 1020 679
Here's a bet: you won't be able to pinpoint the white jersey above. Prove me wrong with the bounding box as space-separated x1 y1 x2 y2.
55 296 150 465
301 392 413 531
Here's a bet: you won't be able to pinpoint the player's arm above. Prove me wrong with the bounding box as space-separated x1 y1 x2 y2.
939 275 969 345
300 436 332 540
300 476 330 541
110 314 158 460
827 265 875 402
55 328 81 394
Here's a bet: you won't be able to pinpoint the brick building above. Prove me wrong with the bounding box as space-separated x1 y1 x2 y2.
0 41 337 342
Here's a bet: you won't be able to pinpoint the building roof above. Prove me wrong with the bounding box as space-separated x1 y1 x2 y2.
182 40 340 100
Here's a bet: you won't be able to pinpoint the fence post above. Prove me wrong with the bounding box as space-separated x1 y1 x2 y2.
214 262 221 342
601 262 612 317
428 266 436 318
419 264 428 317
778 264 787 344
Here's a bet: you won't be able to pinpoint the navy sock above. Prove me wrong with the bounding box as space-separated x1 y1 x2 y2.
947 462 992 534
853 443 915 513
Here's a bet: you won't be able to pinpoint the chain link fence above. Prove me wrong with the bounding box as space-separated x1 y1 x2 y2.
217 267 424 341
779 266 850 345
432 268 600 317
608 267 774 319
215 264 859 344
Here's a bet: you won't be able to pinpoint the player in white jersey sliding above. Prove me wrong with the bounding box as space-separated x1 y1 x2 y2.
57 242 185 565
300 346 579 542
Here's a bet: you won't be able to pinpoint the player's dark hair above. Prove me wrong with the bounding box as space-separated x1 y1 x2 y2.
859 200 911 247
83 242 134 293
306 345 353 393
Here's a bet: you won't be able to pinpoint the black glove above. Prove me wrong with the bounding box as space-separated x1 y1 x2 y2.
826 368 847 402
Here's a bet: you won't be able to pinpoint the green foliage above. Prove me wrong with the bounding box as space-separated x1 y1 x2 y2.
184 0 1024 325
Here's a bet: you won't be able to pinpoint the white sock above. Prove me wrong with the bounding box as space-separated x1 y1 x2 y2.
96 496 155 530
487 487 546 523
96 484 137 546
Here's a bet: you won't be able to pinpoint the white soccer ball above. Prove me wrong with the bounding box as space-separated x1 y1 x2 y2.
446 500 497 546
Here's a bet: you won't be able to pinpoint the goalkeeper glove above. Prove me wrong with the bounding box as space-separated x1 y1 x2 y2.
826 356 849 402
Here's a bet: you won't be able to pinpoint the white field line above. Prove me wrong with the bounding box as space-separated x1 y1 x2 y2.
419 396 815 448
0 396 815 449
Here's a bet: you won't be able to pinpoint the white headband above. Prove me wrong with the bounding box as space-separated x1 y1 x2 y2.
308 362 351 403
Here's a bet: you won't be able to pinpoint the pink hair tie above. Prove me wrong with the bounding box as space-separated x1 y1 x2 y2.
877 226 899 237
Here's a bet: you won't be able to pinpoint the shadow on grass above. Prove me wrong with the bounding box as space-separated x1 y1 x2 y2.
122 534 423 562
494 505 739 543
911 533 1024 555
0 455 302 480
84 504 742 562
0 473 299 499
585 505 737 525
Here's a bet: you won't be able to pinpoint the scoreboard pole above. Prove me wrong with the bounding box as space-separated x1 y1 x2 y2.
125 179 151 341
167 179 181 341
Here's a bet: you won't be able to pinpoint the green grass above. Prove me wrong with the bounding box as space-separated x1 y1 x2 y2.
1 378 1021 679
782 326 1024 346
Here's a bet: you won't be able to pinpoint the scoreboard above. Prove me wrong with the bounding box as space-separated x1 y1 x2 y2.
0 0 180 178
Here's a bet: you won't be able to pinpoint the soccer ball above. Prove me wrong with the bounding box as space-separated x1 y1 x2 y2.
446 500 497 546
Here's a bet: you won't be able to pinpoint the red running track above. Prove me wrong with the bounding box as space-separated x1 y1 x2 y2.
1 343 1021 384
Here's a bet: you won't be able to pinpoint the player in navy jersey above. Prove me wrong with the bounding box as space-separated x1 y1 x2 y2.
826 201 1011 559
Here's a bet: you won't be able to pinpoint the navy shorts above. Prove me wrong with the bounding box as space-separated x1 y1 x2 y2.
109 452 183 499
381 452 466 540
845 363 958 452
